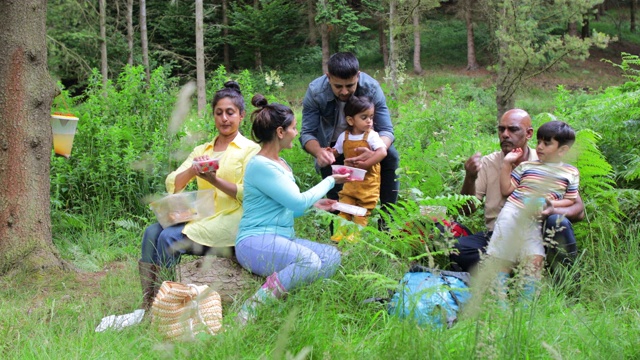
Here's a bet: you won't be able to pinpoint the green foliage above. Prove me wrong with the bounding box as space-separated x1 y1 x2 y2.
394 83 496 199
50 65 179 222
554 63 640 189
485 0 610 113
569 130 621 241
148 0 222 78
602 52 640 91
316 0 371 52
227 0 305 69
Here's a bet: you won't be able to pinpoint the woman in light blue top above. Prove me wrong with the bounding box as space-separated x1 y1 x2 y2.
235 93 349 325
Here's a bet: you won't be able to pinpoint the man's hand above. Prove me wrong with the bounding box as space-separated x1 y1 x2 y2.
540 198 554 218
504 148 523 165
344 147 373 168
464 152 482 179
316 147 336 167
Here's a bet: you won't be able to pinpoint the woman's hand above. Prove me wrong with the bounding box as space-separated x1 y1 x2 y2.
192 155 219 185
314 198 337 211
331 173 351 184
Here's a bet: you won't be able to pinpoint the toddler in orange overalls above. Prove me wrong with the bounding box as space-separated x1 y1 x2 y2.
330 96 387 241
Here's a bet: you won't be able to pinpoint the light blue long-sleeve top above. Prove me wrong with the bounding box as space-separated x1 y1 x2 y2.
236 155 336 244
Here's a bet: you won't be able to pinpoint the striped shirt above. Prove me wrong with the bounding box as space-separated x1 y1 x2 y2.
508 160 580 209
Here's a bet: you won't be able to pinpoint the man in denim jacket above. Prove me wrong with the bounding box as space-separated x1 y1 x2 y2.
300 52 400 214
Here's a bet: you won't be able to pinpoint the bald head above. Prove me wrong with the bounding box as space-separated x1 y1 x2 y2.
498 108 533 154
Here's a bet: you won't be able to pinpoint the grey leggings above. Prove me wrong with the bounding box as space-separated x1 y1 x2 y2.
235 234 341 291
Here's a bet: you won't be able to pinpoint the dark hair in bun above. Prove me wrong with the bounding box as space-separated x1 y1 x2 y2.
211 80 245 113
250 94 294 144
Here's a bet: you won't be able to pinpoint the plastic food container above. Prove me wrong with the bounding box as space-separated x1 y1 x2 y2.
419 205 447 219
193 158 219 173
332 202 367 217
51 114 79 158
331 165 367 181
150 189 215 228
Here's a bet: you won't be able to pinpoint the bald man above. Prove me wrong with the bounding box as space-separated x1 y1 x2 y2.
451 109 585 272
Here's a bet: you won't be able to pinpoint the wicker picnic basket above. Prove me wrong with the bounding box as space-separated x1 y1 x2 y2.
151 281 223 340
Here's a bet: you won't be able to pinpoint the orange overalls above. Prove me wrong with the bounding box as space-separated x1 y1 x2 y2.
338 129 381 226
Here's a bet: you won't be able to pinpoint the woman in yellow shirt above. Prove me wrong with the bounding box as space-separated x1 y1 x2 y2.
138 81 260 310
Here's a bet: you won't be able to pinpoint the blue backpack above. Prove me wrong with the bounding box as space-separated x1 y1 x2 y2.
387 265 472 328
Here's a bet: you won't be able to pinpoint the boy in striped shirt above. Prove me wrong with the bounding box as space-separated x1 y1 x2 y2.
486 121 579 302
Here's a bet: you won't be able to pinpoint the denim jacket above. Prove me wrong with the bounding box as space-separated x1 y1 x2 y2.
300 72 394 153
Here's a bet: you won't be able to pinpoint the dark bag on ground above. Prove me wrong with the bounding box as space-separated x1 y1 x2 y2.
387 265 472 329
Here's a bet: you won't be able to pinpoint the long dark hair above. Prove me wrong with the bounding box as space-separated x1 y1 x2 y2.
249 94 294 144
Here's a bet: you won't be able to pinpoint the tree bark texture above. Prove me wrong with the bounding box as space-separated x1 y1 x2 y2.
195 0 206 115
388 0 399 94
379 20 389 68
140 0 151 83
465 0 480 71
0 0 64 275
222 0 230 71
320 23 330 74
631 0 637 33
253 0 262 70
177 257 261 304
99 0 108 89
126 0 134 66
412 9 423 75
307 0 318 46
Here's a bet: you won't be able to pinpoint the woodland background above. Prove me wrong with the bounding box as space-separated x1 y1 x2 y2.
0 0 639 358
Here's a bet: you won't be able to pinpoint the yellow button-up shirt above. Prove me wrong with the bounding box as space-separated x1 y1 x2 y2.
165 133 260 247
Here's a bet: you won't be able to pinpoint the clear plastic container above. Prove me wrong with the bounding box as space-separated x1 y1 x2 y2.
331 165 367 181
419 205 447 218
193 158 219 173
150 189 215 228
51 114 79 158
332 202 367 216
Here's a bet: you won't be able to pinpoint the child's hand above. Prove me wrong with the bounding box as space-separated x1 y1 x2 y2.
504 148 523 164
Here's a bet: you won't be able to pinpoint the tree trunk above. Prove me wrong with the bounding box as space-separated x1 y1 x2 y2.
379 20 389 68
195 0 206 116
495 71 516 122
99 0 108 90
412 9 422 75
631 0 637 33
320 22 330 73
126 0 133 66
253 0 262 70
222 0 230 71
140 0 150 84
307 0 318 46
582 16 590 39
568 21 578 37
465 0 480 71
388 0 399 94
0 0 64 276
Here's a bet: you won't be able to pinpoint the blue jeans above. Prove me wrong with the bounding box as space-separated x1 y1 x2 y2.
235 234 341 291
140 223 212 268
321 144 399 211
450 214 578 272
